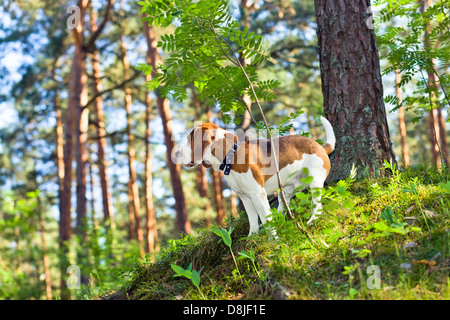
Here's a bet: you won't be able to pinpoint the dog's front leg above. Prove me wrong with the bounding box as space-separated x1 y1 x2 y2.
239 195 260 236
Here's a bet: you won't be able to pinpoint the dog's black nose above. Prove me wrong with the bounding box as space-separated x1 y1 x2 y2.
175 150 180 158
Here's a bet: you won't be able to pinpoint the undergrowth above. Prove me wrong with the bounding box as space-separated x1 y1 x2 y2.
101 165 449 300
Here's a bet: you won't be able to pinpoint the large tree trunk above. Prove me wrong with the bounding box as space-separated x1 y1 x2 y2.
314 0 396 180
121 36 145 258
144 23 191 235
395 69 410 167
143 21 158 255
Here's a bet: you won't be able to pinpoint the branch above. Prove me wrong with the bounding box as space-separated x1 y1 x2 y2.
84 0 114 53
82 70 141 110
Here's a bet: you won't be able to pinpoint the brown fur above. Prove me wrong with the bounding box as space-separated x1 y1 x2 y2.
189 124 331 188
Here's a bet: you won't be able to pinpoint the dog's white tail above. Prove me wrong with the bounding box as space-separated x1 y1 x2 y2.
320 116 335 155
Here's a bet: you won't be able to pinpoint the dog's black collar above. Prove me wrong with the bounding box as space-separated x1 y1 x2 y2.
219 142 240 175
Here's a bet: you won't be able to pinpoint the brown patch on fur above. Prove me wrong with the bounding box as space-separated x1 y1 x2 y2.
187 123 218 166
187 124 332 188
224 135 331 187
322 143 333 156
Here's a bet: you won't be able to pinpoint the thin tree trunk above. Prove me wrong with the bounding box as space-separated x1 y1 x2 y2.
238 0 253 130
60 0 89 297
314 0 396 180
89 11 115 231
144 23 191 235
121 36 145 258
143 21 158 255
421 0 446 168
437 107 449 165
191 90 212 224
144 90 157 255
37 195 52 300
395 69 410 167
127 182 136 241
211 170 225 226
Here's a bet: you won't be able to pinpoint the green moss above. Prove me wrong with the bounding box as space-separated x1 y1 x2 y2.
102 165 449 300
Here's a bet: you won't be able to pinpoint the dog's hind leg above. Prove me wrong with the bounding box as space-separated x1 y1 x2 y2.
306 168 326 225
276 184 295 214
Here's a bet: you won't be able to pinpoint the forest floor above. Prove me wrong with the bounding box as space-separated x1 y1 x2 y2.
101 165 449 300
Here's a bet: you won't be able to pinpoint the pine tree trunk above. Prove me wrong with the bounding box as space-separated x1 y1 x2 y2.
89 11 115 231
395 70 410 167
212 170 225 226
314 0 396 180
60 0 90 297
144 23 191 235
437 108 449 165
191 91 212 224
421 0 447 167
37 194 52 300
121 36 145 257
143 21 158 254
157 96 191 234
238 0 253 130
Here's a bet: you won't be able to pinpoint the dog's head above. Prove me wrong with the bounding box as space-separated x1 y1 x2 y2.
176 123 218 168
176 123 237 168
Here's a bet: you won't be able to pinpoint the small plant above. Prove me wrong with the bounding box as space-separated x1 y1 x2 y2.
402 178 430 230
237 250 262 279
365 206 421 240
213 226 241 278
171 263 205 299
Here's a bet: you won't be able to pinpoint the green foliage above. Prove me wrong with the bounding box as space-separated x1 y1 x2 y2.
237 249 262 279
139 0 278 125
104 165 449 300
171 263 205 299
376 0 450 119
213 226 241 278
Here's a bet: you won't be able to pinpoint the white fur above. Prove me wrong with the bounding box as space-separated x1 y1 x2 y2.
226 154 327 235
177 121 334 236
320 116 335 150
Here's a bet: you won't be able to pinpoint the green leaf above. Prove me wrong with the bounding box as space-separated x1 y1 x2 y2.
171 264 190 279
300 176 314 184
190 270 201 288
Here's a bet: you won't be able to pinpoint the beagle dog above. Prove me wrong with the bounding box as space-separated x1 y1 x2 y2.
176 117 335 236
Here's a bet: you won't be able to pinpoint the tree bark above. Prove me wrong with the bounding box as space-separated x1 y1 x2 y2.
238 0 253 130
421 0 448 167
145 23 191 235
395 69 410 167
60 0 90 297
89 10 115 231
314 0 396 180
121 36 145 258
143 21 158 255
212 170 225 226
191 91 212 224
37 195 52 300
